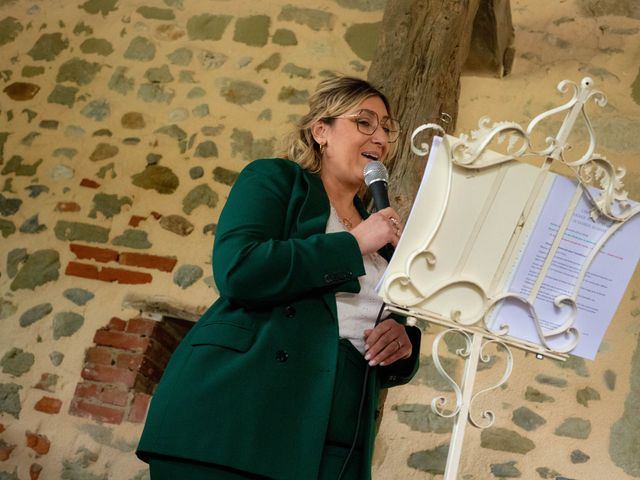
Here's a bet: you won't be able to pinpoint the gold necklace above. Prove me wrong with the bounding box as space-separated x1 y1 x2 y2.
338 215 353 230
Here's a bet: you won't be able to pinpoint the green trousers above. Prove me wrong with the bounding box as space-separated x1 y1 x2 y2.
148 339 371 480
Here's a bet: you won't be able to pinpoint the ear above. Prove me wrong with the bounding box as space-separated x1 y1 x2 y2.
311 120 327 146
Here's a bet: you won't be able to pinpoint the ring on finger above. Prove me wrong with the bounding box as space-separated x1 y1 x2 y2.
389 217 399 226
394 339 402 350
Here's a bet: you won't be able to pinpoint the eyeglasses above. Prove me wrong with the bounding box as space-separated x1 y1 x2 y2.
331 109 401 143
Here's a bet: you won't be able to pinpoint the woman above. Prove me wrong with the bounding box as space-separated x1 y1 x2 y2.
136 75 421 479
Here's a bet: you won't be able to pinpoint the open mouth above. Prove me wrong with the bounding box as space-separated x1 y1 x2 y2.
362 152 379 161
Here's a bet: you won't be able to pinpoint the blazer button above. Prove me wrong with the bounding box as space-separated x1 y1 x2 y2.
275 350 289 362
284 305 296 318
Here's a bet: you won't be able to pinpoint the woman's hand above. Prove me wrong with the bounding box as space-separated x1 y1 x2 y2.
349 207 403 255
363 318 412 367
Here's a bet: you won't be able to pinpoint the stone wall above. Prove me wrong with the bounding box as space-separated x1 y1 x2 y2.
0 0 639 479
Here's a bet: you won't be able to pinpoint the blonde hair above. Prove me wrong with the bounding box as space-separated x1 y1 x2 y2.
281 75 397 173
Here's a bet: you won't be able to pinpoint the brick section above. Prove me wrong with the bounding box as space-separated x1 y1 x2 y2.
119 252 177 272
69 316 194 424
25 432 50 455
80 178 100 188
30 463 43 480
0 440 16 461
69 399 124 424
34 396 62 414
65 261 99 280
55 201 81 212
66 262 153 284
70 243 119 263
127 392 152 423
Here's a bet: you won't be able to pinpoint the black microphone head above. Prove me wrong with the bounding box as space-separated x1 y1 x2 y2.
363 161 388 187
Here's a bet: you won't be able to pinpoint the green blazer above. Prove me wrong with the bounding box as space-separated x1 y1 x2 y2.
137 158 420 479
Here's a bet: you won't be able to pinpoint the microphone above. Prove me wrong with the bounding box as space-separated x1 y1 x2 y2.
363 161 390 210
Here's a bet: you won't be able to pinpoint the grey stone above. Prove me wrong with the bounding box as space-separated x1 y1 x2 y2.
63 288 95 306
136 6 175 20
3 82 40 101
213 166 239 186
77 423 136 452
0 219 16 238
138 83 176 104
278 5 335 31
79 0 119 16
0 299 18 320
80 38 114 56
19 303 52 327
146 153 162 165
189 166 204 179
554 417 591 439
145 64 174 83
534 374 567 387
553 355 589 377
121 112 145 129
1 348 35 376
109 66 135 95
20 131 40 146
73 20 93 35
183 184 218 214
203 224 216 235
25 185 49 198
56 57 101 85
81 99 111 121
194 140 218 158
10 249 60 291
49 351 64 366
0 17 23 47
97 163 116 180
47 85 78 107
23 65 45 77
39 119 58 129
197 50 228 70
604 369 616 390
168 108 188 122
49 164 75 179
219 79 265 105
154 124 187 153
570 449 590 464
28 33 69 61
54 221 109 243
0 383 22 418
511 406 546 431
201 125 224 137
173 265 203 289
257 109 272 121
90 143 119 162
52 148 77 159
278 86 309 105
132 165 180 194
272 29 297 46
411 354 459 392
336 0 385 10
536 467 563 479
490 461 520 478
187 87 206 99
282 63 311 79
256 53 281 72
0 194 22 215
19 214 46 233
480 427 535 454
344 22 381 61
192 104 209 118
64 125 86 138
233 15 270 47
167 47 192 66
230 128 275 162
52 312 84 339
393 403 453 433
160 215 194 236
89 193 132 219
124 36 156 61
407 444 448 475
112 229 152 249
576 386 600 406
187 14 232 41
1 155 43 176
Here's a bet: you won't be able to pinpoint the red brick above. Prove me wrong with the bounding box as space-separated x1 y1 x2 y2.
34 373 58 392
107 317 127 331
150 211 162 219
81 364 137 387
93 330 150 351
70 243 119 263
34 396 62 414
65 261 99 280
129 215 146 227
0 423 5 433
116 352 144 370
144 339 173 369
136 356 165 383
85 346 114 365
80 178 100 188
119 252 177 272
25 432 50 455
55 201 81 212
151 324 182 352
74 381 129 407
127 392 151 423
0 441 16 461
98 266 152 284
126 317 156 336
69 399 124 424
30 463 43 480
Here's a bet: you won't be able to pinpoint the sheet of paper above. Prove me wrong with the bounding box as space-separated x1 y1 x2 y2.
491 175 640 359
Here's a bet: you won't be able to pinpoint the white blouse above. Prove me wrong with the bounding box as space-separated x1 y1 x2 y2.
326 207 387 355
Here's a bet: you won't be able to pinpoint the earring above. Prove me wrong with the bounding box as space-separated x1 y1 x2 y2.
319 143 326 155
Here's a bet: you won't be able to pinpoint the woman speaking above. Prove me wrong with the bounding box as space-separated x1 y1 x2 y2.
137 75 421 479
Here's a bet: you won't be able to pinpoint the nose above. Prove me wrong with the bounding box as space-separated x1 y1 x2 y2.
371 124 389 146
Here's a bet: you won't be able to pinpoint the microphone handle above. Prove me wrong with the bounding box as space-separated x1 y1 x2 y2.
369 180 390 210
